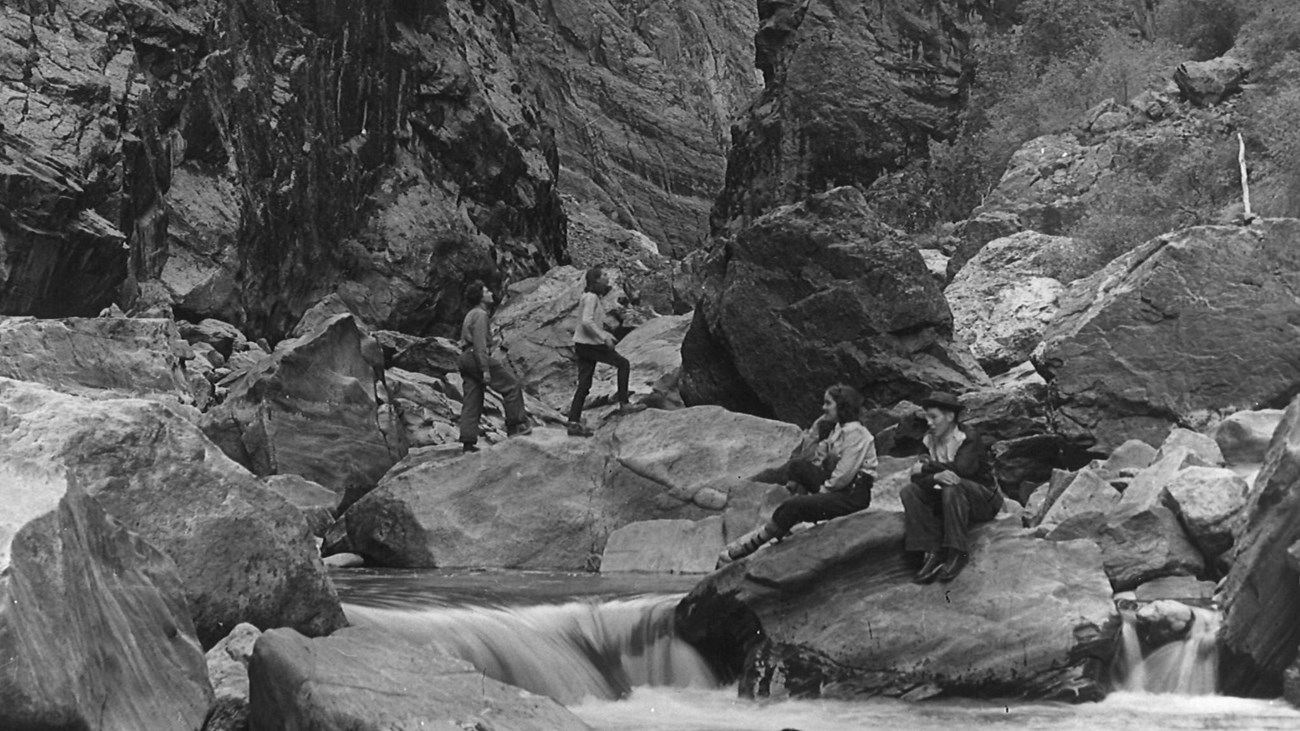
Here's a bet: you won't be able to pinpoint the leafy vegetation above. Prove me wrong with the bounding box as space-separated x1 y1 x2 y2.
875 0 1300 262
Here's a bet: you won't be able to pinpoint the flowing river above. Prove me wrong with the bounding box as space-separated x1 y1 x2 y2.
333 569 1300 731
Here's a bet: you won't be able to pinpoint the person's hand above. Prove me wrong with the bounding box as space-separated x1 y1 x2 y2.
909 460 924 476
604 333 618 347
934 470 961 487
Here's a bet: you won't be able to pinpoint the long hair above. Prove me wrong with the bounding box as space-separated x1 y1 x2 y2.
825 383 863 425
584 266 604 293
464 280 485 306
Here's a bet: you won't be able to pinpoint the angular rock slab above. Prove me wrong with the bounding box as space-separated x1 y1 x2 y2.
1220 396 1300 696
1049 505 1203 592
676 514 1117 700
600 518 725 574
203 313 404 499
1034 221 1300 451
335 406 800 569
1163 466 1248 559
0 473 212 730
0 377 346 646
248 627 590 731
0 316 194 403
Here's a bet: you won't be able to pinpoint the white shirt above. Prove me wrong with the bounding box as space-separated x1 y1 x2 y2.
924 427 967 464
815 421 878 491
573 292 609 346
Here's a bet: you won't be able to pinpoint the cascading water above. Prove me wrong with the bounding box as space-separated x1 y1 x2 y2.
1114 605 1220 695
342 594 718 704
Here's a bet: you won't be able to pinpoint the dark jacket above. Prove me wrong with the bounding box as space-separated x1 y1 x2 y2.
910 427 996 491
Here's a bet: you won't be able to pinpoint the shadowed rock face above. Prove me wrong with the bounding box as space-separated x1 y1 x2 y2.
1220 397 1300 697
711 0 991 234
0 0 760 335
675 513 1118 700
0 0 564 337
681 187 987 423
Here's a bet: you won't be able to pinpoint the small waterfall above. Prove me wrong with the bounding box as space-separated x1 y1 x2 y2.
342 594 718 704
1114 605 1220 695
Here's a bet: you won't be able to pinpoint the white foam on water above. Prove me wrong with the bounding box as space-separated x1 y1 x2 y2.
343 594 716 705
571 686 1300 731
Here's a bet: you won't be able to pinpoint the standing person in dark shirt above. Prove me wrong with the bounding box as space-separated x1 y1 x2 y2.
457 280 530 452
902 392 1003 584
565 266 645 437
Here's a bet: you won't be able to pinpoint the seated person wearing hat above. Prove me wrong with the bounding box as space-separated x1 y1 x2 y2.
902 391 1003 584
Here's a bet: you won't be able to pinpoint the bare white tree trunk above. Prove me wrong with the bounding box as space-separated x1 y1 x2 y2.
1239 132 1254 220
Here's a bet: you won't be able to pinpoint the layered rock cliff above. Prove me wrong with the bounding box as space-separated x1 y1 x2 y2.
0 0 758 338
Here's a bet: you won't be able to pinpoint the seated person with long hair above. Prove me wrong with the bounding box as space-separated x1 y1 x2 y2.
719 384 877 564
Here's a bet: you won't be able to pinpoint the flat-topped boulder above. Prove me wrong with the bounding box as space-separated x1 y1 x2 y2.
248 627 589 730
0 473 212 730
331 406 801 569
0 315 195 404
0 377 347 646
676 513 1117 700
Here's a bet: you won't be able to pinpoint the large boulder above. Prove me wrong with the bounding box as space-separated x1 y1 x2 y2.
202 314 405 501
248 627 589 731
0 377 347 646
946 231 1107 374
332 406 801 569
1173 56 1248 105
1032 468 1122 531
1034 221 1300 451
0 316 195 403
682 187 987 423
1220 396 1300 696
945 210 1023 281
493 266 649 408
676 514 1117 700
1162 466 1248 559
1048 505 1203 592
972 134 1114 239
0 473 212 730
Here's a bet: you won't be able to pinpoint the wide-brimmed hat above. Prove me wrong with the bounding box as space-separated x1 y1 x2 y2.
920 391 964 413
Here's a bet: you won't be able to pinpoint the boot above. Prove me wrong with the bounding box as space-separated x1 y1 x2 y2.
566 421 594 437
507 422 533 437
938 550 969 583
615 401 647 415
913 550 944 585
462 442 480 454
717 522 780 566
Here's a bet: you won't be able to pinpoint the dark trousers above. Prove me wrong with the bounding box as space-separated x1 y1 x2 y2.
771 459 874 533
567 343 630 423
901 479 1003 553
458 351 526 445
